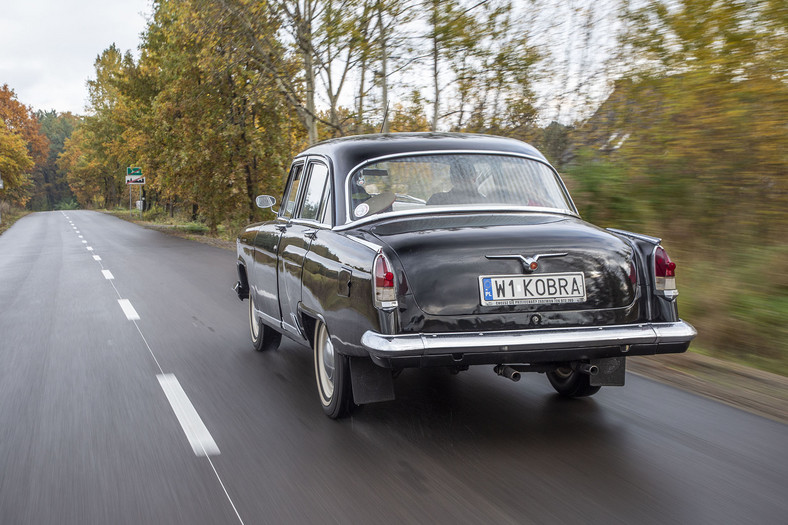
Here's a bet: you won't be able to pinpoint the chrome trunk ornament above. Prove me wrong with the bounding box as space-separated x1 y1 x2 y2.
485 253 568 273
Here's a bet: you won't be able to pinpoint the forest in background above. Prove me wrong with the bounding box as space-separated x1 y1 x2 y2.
1 0 786 372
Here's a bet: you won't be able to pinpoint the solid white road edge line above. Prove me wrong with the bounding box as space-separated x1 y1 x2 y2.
156 374 221 457
117 299 140 320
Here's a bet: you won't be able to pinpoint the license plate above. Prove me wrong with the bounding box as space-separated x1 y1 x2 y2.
479 273 586 305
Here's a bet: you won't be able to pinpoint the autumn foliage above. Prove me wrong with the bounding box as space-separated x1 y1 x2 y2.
0 85 49 206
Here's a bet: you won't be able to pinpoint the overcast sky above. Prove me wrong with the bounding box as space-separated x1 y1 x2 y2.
0 0 152 114
0 0 619 123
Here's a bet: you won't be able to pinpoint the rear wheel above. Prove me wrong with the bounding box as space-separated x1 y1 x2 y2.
546 365 601 397
249 292 281 352
314 321 353 419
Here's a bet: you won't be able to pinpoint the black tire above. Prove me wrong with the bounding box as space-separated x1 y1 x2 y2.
546 365 601 398
313 321 353 419
249 292 281 352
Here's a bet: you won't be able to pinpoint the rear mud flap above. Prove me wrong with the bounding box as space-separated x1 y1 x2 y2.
590 357 626 386
349 357 396 405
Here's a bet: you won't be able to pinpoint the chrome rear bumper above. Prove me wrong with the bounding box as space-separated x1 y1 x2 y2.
361 321 696 367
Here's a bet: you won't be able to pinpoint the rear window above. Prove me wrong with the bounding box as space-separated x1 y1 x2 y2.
346 153 574 220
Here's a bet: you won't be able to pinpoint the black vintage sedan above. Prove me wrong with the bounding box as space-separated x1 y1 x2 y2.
235 133 696 418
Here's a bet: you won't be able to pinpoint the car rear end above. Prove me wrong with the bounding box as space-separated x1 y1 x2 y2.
345 150 695 378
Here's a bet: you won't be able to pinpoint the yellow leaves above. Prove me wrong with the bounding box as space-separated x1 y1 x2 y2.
0 120 35 204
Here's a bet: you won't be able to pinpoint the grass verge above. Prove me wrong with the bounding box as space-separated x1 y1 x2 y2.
0 205 30 236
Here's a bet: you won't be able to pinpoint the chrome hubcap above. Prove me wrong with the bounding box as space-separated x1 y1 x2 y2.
317 325 335 402
249 294 259 340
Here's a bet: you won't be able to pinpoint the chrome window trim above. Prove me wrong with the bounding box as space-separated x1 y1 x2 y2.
279 160 305 219
607 228 661 245
341 150 578 225
292 157 329 220
344 235 383 251
289 218 333 229
297 160 330 223
332 206 577 232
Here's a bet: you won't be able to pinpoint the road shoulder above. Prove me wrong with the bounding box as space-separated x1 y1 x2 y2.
629 352 788 425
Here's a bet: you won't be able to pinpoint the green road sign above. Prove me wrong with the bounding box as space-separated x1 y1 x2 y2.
127 167 142 176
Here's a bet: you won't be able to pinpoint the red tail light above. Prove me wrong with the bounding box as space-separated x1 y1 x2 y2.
373 253 397 309
654 246 677 294
628 260 637 285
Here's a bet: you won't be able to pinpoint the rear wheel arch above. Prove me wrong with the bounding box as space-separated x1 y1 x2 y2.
299 310 319 347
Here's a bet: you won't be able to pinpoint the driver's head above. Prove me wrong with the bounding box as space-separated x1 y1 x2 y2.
449 164 477 189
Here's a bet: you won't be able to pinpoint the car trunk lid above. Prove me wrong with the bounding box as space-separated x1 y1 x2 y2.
365 213 636 316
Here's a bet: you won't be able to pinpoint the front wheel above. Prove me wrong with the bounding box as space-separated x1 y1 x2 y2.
249 292 281 352
313 321 353 419
546 365 601 398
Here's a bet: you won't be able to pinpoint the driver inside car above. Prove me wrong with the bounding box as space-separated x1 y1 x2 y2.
427 165 485 205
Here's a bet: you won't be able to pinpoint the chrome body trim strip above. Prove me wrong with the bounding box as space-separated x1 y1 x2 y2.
344 234 383 252
607 228 661 245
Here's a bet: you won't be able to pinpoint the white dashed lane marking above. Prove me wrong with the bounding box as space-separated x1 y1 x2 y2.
117 299 140 321
157 374 220 457
60 213 243 524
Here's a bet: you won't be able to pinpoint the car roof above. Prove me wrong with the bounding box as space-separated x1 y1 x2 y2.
298 132 547 170
292 132 552 227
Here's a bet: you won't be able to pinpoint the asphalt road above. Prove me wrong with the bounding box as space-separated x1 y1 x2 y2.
1 210 786 525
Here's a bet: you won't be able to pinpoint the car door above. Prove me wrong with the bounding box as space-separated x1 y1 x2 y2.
251 161 304 327
276 159 332 338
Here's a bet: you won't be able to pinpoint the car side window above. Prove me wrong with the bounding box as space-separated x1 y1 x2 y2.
299 162 329 222
281 163 304 219
320 186 332 226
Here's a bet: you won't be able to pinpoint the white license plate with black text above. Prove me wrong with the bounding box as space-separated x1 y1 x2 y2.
479 273 586 305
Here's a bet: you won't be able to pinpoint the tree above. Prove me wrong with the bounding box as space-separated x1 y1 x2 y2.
0 85 48 207
0 85 48 165
422 0 476 131
58 126 104 207
28 111 79 210
139 0 294 229
612 0 788 243
0 119 35 206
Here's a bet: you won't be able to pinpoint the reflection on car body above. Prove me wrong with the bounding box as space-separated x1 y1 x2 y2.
235 132 696 418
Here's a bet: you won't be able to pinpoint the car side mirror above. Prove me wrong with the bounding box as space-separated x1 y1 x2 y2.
255 195 276 209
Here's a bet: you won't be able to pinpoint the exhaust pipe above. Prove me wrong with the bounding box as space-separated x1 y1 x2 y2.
494 365 521 382
571 362 599 376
